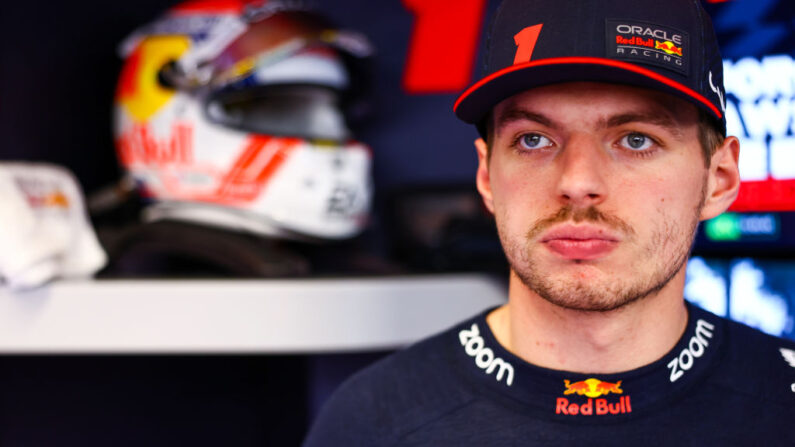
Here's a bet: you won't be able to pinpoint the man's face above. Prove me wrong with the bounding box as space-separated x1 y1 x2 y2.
477 82 711 312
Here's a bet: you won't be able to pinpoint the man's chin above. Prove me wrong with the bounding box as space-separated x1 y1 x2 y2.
538 288 638 313
537 292 641 313
515 271 651 313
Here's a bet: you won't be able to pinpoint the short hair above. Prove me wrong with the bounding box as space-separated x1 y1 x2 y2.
696 110 725 167
483 108 724 168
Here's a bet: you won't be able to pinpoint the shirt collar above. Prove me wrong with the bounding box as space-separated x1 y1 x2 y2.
452 302 725 420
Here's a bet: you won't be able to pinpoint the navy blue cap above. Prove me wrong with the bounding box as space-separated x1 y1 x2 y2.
454 0 727 135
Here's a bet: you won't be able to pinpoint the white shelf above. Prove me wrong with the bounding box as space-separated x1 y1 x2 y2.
0 275 506 354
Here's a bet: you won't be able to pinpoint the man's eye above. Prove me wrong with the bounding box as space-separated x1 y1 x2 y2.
620 133 654 151
518 133 552 150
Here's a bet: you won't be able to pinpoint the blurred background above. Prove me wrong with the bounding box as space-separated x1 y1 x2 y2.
0 0 792 445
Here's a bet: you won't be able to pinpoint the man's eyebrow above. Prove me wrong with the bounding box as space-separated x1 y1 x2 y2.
494 108 688 139
495 109 556 133
602 112 683 137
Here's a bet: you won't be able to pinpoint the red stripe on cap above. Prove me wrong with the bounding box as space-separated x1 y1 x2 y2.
454 57 722 119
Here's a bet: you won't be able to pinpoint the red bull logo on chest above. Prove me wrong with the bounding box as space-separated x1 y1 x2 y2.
556 378 632 416
564 378 623 397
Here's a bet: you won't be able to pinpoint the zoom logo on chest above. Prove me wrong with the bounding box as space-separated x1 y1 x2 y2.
458 323 515 386
667 319 715 382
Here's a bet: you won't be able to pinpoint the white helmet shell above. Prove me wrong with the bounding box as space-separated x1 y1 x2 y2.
114 0 373 240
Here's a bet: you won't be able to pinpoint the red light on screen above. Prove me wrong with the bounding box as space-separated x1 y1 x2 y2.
730 179 795 212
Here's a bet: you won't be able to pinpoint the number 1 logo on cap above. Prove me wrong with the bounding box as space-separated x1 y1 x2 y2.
514 24 543 64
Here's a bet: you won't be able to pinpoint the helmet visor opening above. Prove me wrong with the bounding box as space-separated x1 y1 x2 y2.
205 84 351 142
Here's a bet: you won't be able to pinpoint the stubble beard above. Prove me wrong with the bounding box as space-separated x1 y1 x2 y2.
500 186 706 313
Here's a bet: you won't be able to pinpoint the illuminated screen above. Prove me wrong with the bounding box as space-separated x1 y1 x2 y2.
685 257 795 341
725 55 795 211
695 1 795 252
688 2 795 341
707 1 795 212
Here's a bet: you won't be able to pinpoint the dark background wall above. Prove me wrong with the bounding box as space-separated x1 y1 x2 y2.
0 1 163 192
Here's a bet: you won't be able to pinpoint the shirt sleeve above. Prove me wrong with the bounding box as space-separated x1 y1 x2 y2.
302 374 391 447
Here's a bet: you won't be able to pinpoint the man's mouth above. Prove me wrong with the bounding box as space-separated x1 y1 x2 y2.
540 224 620 260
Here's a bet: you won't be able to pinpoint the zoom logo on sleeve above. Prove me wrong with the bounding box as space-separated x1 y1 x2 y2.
459 323 514 387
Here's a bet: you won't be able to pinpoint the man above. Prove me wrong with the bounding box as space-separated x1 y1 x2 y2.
304 0 795 444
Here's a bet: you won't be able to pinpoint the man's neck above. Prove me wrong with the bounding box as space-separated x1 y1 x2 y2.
486 269 689 374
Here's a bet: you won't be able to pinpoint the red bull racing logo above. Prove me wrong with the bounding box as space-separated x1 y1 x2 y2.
556 378 632 416
607 20 688 76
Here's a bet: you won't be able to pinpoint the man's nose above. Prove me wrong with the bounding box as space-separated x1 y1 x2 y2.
555 135 608 207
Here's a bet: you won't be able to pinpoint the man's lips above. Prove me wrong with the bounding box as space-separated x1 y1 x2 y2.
540 225 620 260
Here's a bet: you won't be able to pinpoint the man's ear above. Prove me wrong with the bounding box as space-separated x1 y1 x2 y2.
700 136 741 221
475 138 494 214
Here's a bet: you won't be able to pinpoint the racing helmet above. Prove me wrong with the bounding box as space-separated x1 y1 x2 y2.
113 0 374 240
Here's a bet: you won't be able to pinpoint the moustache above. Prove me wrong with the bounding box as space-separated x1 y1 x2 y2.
525 206 635 241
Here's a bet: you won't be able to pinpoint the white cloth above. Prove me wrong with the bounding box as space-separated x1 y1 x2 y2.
0 163 107 290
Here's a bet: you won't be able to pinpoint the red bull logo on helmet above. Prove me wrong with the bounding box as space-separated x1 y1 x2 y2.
116 122 194 167
556 378 632 416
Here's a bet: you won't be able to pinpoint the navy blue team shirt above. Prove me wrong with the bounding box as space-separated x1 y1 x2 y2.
304 303 795 446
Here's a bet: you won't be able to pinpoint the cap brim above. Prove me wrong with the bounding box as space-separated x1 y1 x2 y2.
454 57 723 128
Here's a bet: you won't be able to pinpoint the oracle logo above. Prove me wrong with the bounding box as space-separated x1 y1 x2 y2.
615 24 682 46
